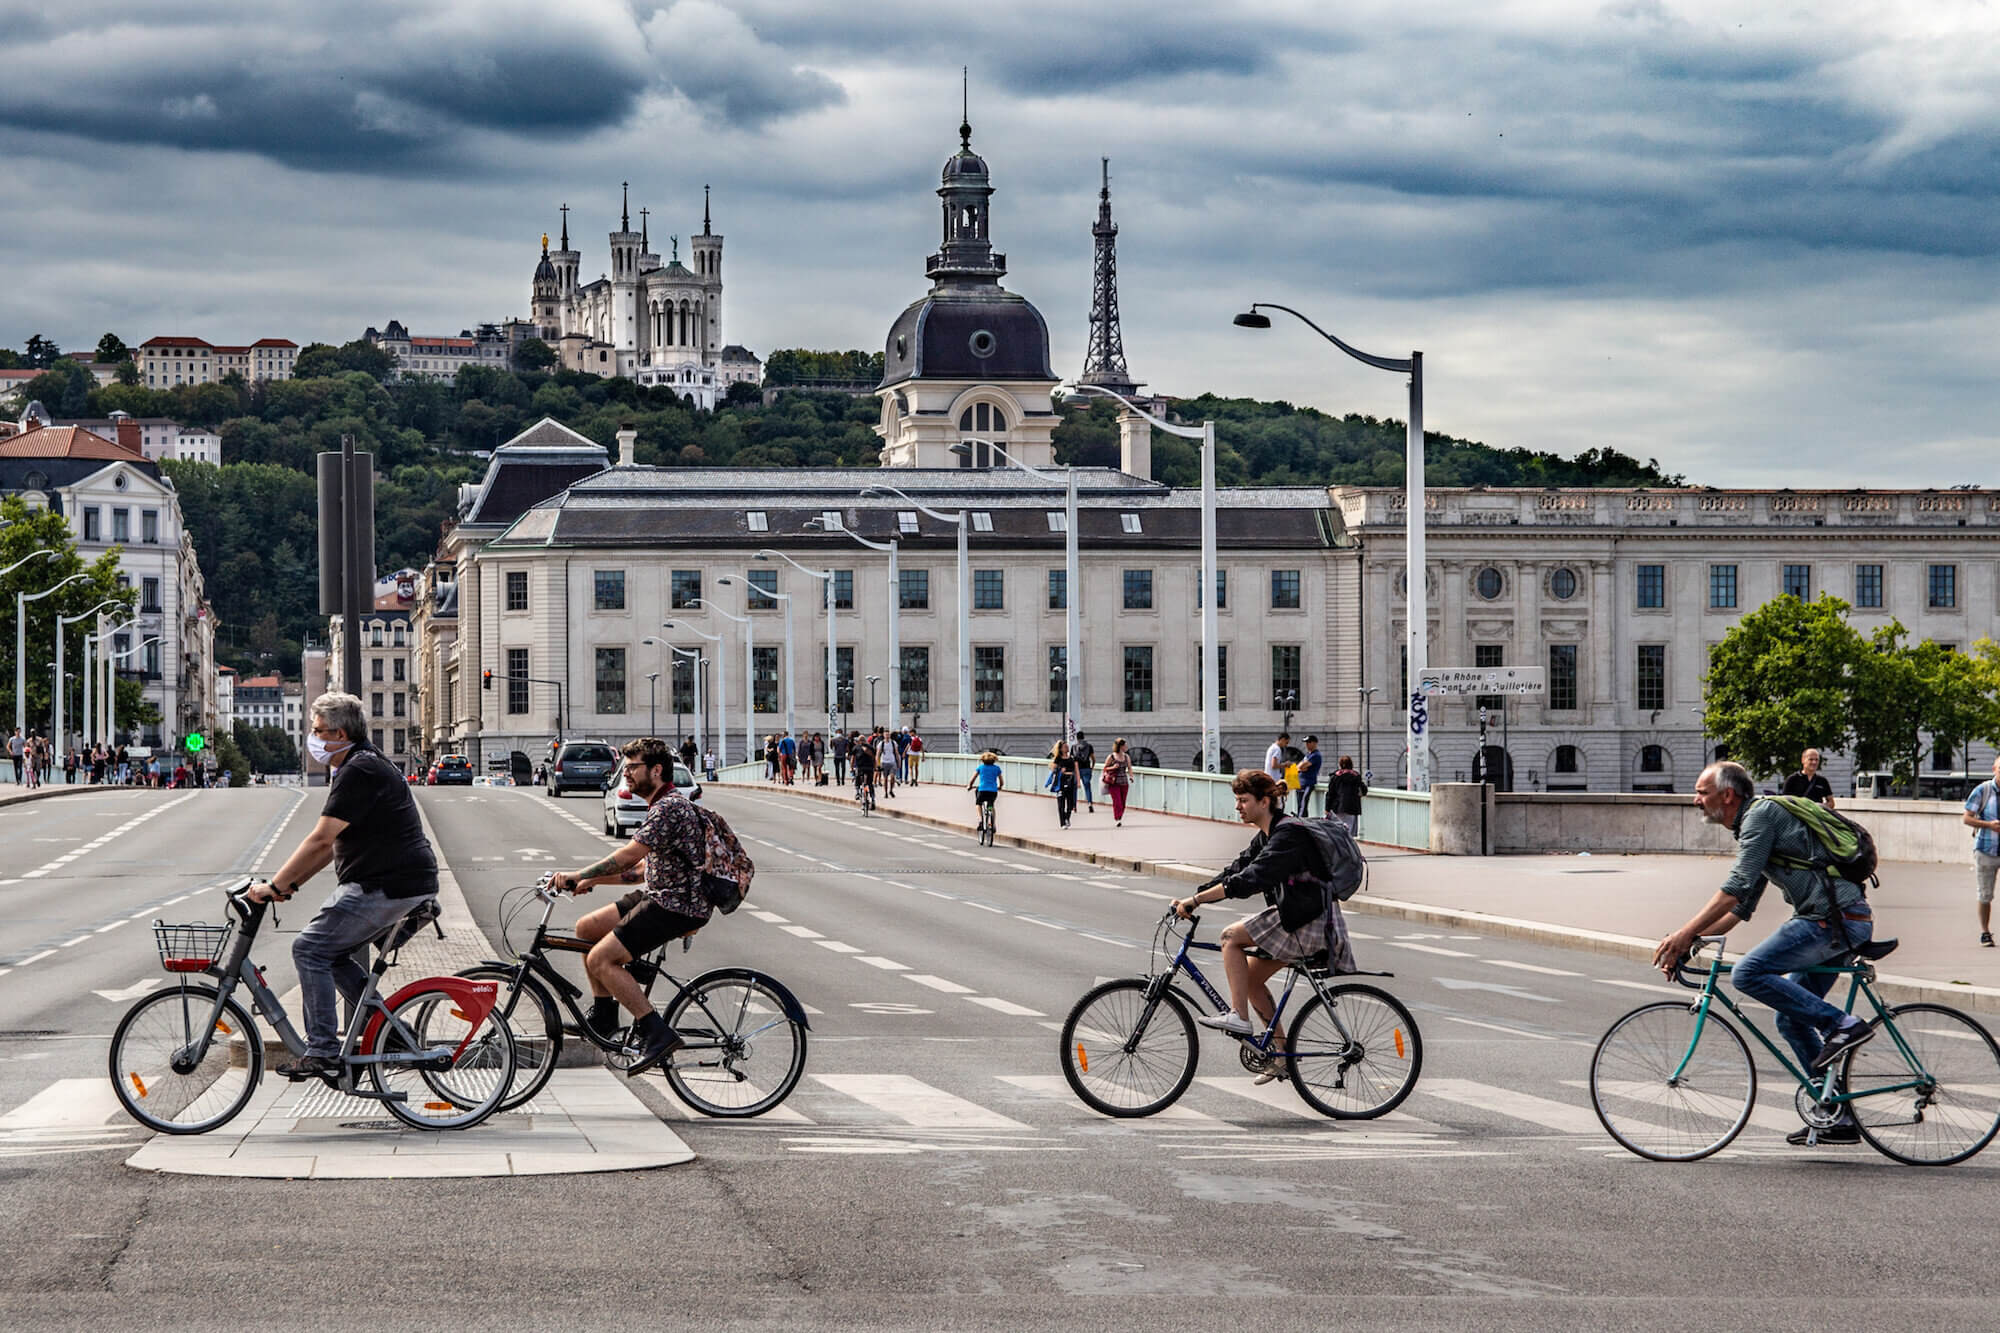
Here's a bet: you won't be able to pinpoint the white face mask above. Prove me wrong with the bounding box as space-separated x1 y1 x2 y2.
308 734 353 765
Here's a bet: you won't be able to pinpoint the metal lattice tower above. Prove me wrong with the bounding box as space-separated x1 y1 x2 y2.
1080 158 1139 393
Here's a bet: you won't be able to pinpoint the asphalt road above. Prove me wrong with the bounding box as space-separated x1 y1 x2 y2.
3 781 1998 1331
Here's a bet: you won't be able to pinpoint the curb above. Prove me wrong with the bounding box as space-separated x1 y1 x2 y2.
0 785 107 809
718 780 2000 1017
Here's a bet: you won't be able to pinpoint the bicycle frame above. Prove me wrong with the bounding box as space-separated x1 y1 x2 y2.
1677 945 1933 1113
1153 917 1319 1059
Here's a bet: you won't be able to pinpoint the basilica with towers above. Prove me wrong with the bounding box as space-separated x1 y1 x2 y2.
523 184 758 408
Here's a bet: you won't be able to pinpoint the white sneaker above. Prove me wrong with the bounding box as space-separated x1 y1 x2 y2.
1253 1063 1287 1086
1196 1011 1254 1036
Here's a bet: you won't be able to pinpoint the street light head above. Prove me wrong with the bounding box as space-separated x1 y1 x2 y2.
947 442 972 459
642 635 663 646
716 575 734 586
1232 310 1272 329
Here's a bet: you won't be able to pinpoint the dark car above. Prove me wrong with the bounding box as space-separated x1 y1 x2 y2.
432 755 475 786
547 741 619 797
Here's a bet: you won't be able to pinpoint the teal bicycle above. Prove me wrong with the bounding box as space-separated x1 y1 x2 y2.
1589 933 2000 1165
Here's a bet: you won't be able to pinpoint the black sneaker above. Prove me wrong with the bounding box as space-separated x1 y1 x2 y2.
1810 1020 1876 1071
1786 1122 1861 1146
1983 932 1995 948
275 1054 341 1083
623 1017 685 1078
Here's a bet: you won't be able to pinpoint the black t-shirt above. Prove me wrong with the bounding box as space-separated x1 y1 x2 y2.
1781 772 1833 804
322 747 439 898
1052 755 1080 786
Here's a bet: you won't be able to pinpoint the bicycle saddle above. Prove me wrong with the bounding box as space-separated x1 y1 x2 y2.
1849 937 1898 962
376 898 443 953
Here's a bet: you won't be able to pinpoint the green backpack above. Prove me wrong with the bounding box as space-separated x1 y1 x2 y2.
1761 795 1879 887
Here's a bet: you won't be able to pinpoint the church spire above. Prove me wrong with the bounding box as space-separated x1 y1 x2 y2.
703 184 712 236
959 65 971 150
559 202 569 250
621 181 630 232
1080 157 1138 393
928 72 1004 286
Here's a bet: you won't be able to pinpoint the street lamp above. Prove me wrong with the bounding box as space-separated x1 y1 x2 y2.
1357 685 1379 780
804 515 900 728
641 637 704 758
55 599 122 759
1236 302 1427 791
755 550 838 740
1061 383 1219 774
18 569 93 736
953 438 1080 749
1277 688 1298 742
862 483 971 756
720 575 793 743
104 634 161 749
866 674 882 731
664 620 725 767
646 670 660 738
85 619 137 747
688 595 753 765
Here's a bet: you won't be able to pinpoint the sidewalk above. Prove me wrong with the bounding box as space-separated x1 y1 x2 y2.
722 774 2000 1014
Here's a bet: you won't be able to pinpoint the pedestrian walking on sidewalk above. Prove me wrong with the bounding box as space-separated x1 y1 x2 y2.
1264 732 1290 785
1075 733 1097 813
1102 738 1133 826
1328 756 1367 836
1294 736 1324 817
1961 755 2000 947
831 730 850 786
7 728 22 784
906 730 924 784
1782 748 1836 809
1050 740 1081 829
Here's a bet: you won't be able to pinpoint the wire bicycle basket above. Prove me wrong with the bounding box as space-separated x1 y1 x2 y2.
154 921 233 974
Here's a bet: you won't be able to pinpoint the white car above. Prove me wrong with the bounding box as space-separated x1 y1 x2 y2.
602 761 702 835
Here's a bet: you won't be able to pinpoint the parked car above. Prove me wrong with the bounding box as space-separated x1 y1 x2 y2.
602 760 702 835
431 755 475 786
547 741 620 797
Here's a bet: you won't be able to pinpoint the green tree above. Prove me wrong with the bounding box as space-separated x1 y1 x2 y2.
513 338 556 372
114 359 141 386
23 334 61 369
1702 594 1869 779
1852 633 2000 788
0 495 139 732
232 722 298 774
211 729 252 787
95 333 131 363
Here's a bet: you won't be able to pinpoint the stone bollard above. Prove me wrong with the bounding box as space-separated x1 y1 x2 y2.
1429 782 1494 855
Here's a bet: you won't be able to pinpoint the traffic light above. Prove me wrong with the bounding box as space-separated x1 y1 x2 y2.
482 669 492 691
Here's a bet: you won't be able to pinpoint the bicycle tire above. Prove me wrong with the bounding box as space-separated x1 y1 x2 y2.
109 984 262 1134
1059 978 1198 1117
1590 1001 1754 1161
662 973 809 1117
1286 983 1423 1119
370 986 517 1130
456 965 563 1113
1845 1004 2000 1166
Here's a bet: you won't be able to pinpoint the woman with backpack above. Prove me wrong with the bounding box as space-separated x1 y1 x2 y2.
1169 770 1358 1081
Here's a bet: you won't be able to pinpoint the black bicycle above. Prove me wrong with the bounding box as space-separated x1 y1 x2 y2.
976 795 997 846
855 772 876 815
457 879 811 1117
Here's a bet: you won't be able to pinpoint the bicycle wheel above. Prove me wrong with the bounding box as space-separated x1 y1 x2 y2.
662 973 809 1117
1059 978 1197 1116
1286 983 1423 1119
456 965 562 1113
370 986 517 1130
109 984 262 1134
1846 1004 2000 1166
1590 1002 1753 1161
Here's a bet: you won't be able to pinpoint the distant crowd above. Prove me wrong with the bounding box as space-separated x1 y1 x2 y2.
7 727 221 789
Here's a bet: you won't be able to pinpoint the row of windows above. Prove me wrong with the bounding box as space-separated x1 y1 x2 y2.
369 692 407 718
369 657 407 682
80 507 161 545
545 567 1308 615
1650 563 1961 611
567 644 1310 717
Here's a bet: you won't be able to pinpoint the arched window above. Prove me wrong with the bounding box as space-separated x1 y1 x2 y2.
1640 744 1667 772
1554 745 1580 774
957 402 1007 468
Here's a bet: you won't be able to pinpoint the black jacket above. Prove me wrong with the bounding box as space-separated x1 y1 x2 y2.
1208 812 1342 931
1328 768 1368 816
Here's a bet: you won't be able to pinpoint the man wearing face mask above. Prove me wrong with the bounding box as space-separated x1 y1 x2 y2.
247 692 439 1082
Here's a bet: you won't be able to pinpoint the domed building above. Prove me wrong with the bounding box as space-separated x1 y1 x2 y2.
875 116 1060 469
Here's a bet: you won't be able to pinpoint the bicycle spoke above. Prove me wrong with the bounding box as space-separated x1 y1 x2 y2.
1847 1005 2000 1165
1590 1002 1752 1161
665 976 808 1117
1288 984 1421 1119
1060 979 1197 1117
109 985 261 1135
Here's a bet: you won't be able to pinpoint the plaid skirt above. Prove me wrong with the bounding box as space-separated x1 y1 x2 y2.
1243 902 1357 973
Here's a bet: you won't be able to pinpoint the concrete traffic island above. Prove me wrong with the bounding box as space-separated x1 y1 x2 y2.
125 1069 692 1179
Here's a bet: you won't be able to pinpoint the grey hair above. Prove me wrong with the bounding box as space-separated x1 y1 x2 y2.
311 692 368 744
1703 761 1755 804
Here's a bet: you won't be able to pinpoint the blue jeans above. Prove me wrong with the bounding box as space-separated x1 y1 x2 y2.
1079 768 1095 806
292 883 435 1058
1732 906 1872 1070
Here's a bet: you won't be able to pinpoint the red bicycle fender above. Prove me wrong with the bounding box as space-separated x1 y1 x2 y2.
358 978 500 1058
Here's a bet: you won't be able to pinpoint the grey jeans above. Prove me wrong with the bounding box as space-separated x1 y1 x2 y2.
292 882 435 1057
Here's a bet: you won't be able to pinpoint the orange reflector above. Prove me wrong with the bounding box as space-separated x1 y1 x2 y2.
215 1021 233 1036
425 1102 454 1111
1393 1029 1406 1060
1075 1043 1089 1074
129 1072 148 1099
450 1009 471 1021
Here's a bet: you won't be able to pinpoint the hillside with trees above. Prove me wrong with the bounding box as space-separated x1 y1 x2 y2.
5 336 1684 674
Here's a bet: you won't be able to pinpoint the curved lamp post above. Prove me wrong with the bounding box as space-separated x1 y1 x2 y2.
642 636 704 756
1236 301 1427 791
663 620 725 766
862 484 971 756
1061 383 1219 774
104 634 161 749
55 598 121 757
719 575 793 741
956 438 1080 749
18 569 92 736
85 619 137 747
805 516 900 729
756 549 838 740
687 596 753 763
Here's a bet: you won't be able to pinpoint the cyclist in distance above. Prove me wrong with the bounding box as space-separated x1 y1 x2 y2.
1169 770 1354 1064
851 733 876 801
968 749 1004 823
247 692 439 1082
1652 760 1878 1145
549 737 711 1077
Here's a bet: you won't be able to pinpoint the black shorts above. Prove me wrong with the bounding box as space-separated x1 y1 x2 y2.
612 890 703 956
974 789 997 807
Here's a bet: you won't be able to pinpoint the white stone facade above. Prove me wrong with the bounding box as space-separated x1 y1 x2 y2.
136 336 296 388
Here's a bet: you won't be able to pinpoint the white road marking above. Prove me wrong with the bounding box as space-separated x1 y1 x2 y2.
1442 1016 1561 1041
15 951 54 966
1014 916 1069 932
855 957 908 971
810 1074 1032 1130
996 1075 1244 1127
0 1079 126 1131
91 979 163 1003
1485 959 1583 977
778 925 824 939
1384 942 1476 958
965 996 1045 1017
964 901 1005 914
1422 1078 1602 1135
747 910 789 924
814 940 865 954
1596 978 1690 997
904 974 975 994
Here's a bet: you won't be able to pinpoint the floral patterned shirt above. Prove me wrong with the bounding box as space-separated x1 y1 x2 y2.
632 791 711 921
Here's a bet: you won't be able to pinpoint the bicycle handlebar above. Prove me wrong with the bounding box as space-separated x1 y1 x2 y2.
1671 935 1728 990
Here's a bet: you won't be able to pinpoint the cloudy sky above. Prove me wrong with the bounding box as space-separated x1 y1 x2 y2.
3 0 1997 486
